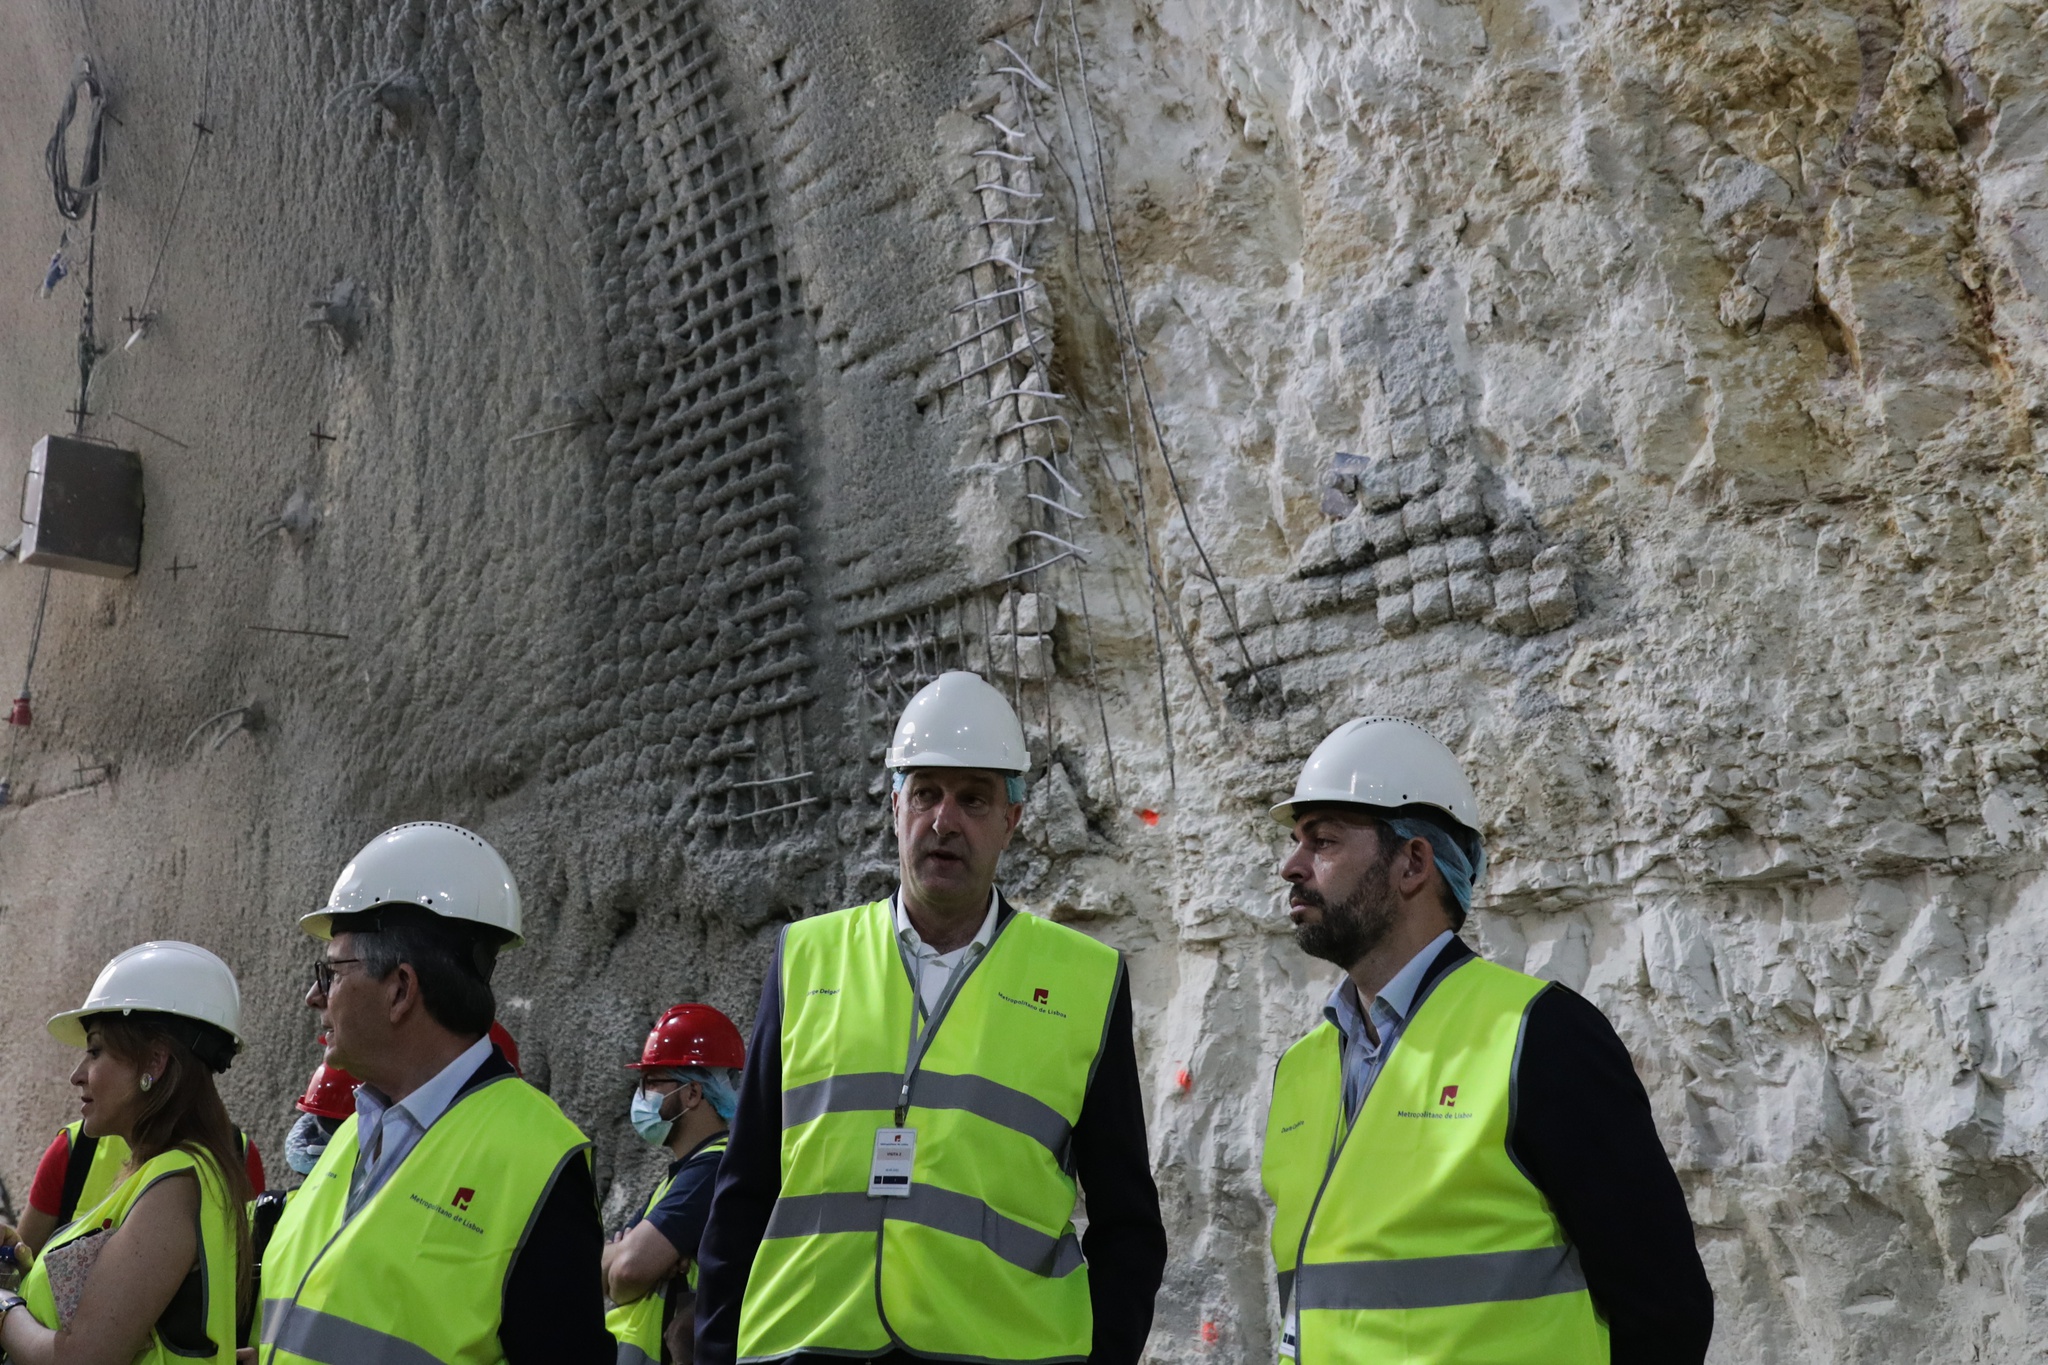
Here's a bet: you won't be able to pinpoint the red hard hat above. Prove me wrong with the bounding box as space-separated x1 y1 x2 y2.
297 1062 360 1119
489 1020 522 1075
627 1004 745 1072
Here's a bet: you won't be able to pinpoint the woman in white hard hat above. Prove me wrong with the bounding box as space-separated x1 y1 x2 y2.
0 941 252 1365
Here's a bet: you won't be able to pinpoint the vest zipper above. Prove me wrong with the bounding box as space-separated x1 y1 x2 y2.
890 897 1016 1125
1287 956 1472 1349
873 895 1020 1357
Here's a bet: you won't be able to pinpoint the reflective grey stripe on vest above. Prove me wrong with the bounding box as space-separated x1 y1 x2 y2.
764 1188 1085 1279
1295 1244 1586 1312
616 1344 658 1365
782 1070 1072 1159
1277 1268 1294 1308
261 1300 446 1365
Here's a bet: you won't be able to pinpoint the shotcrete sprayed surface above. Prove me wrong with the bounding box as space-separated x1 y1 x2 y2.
2 0 2047 1359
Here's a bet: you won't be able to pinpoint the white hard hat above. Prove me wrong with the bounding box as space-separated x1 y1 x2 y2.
1271 716 1482 832
48 941 244 1058
302 822 524 945
886 671 1028 773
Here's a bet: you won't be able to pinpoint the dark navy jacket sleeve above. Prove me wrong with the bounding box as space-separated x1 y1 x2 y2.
1510 980 1714 1365
693 935 785 1365
495 1054 613 1365
642 1143 725 1257
1069 968 1167 1365
1410 939 1711 1364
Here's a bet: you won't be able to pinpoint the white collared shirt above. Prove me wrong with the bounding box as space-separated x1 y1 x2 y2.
895 889 999 1019
348 1033 495 1215
1324 930 1454 1121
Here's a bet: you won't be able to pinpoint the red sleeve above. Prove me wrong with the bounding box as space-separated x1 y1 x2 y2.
27 1131 72 1216
244 1137 266 1193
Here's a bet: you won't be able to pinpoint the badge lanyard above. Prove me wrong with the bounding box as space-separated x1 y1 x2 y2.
870 900 1007 1198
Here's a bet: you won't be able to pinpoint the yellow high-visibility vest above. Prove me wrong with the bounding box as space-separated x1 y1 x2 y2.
1262 956 1610 1364
52 1119 252 1223
257 1074 589 1365
738 898 1121 1364
22 1145 241 1364
607 1136 729 1365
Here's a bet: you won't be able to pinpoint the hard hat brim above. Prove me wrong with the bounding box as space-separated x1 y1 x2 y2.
302 904 526 949
46 1007 92 1049
1272 793 1477 830
1269 793 1398 827
1274 717 1484 832
885 754 1027 775
46 1003 246 1051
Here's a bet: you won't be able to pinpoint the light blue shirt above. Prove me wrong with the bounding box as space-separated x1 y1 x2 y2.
1324 930 1455 1121
347 1033 494 1216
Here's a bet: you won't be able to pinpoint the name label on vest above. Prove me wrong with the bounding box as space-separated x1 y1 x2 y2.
869 1127 916 1197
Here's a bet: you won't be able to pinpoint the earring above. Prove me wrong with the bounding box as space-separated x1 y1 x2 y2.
140 1074 153 1092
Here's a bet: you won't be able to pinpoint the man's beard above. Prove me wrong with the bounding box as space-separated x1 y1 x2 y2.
1293 867 1399 969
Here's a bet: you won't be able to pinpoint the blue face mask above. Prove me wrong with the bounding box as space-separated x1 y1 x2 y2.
285 1111 331 1176
630 1087 674 1147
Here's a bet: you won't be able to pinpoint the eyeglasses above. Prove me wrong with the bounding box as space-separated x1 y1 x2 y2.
310 958 365 993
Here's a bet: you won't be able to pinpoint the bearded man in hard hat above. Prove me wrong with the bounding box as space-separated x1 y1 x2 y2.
1261 719 1713 1365
696 671 1166 1365
256 822 612 1364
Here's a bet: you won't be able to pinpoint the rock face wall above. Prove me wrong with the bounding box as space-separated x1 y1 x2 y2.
2 0 2046 1359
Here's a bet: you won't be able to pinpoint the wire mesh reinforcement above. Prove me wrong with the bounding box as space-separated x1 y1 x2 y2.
545 0 816 845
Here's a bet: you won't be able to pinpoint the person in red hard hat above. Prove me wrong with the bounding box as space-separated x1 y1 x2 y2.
489 1020 522 1075
606 1004 745 1365
283 1061 359 1184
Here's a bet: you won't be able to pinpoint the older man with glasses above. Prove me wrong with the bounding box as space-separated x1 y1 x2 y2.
254 822 612 1365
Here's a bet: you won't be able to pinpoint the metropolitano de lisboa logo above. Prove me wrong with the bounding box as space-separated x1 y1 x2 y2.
998 985 1069 1019
1395 1082 1476 1121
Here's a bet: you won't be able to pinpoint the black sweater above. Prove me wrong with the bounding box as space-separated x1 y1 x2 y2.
461 1049 615 1363
1423 936 1715 1364
695 899 1168 1365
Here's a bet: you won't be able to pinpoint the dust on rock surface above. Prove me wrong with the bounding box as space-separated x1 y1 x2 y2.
3 0 2048 1359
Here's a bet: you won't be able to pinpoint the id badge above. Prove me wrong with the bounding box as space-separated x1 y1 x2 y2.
1278 1306 1299 1361
869 1127 916 1197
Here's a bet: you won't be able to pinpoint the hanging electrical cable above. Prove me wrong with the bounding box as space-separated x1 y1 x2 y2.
8 60 113 807
988 23 1206 787
1051 0 1267 697
45 62 105 221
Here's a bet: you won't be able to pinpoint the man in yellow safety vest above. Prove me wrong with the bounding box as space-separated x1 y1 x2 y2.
256 822 612 1364
606 1003 745 1364
695 671 1166 1365
1261 718 1713 1364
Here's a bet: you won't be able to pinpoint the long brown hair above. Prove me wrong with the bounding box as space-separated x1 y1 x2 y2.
92 1012 254 1325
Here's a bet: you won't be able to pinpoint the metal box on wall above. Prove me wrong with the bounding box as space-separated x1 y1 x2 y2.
19 435 143 578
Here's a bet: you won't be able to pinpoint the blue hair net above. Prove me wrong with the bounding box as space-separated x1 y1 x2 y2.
1384 815 1486 913
674 1066 742 1122
892 770 1028 804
